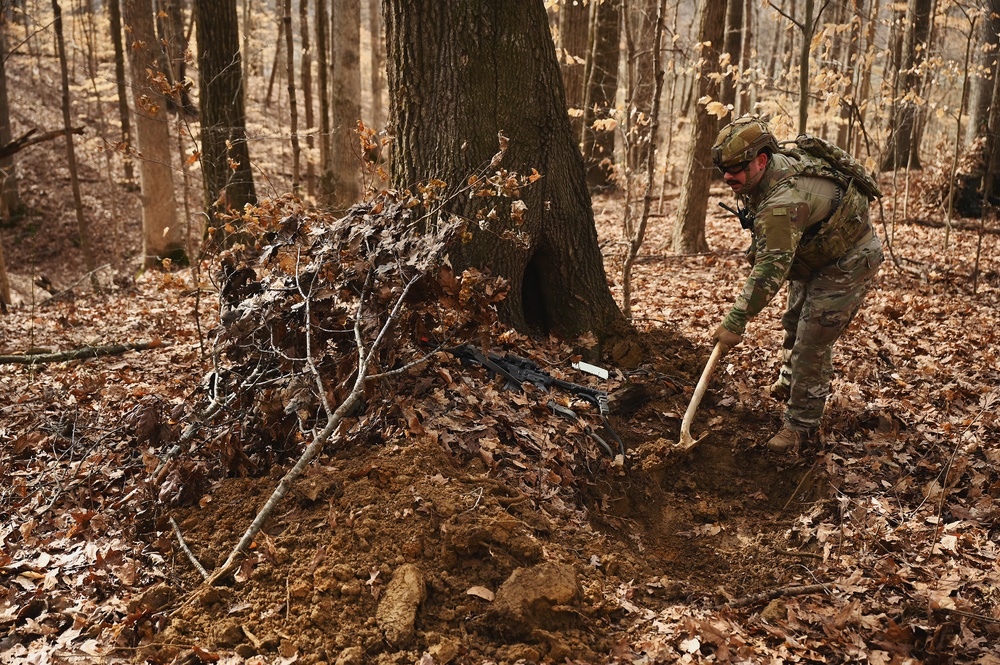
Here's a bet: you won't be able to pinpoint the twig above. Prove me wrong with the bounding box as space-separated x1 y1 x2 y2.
169 517 209 580
774 548 824 560
0 340 167 365
722 583 831 609
204 274 422 585
781 460 819 513
934 607 1000 624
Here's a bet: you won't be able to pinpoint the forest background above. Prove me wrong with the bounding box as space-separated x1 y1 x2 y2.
0 0 999 663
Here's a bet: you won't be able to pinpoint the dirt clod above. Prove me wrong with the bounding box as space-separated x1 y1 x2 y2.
376 563 428 647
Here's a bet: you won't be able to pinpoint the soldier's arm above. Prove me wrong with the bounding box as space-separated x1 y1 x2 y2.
721 190 807 334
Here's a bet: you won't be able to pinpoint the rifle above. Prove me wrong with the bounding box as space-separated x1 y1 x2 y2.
449 345 625 458
719 202 755 231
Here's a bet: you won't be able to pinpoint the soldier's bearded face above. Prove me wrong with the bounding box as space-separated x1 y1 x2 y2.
724 153 767 194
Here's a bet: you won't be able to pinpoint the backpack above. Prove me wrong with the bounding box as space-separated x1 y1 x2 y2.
780 134 883 201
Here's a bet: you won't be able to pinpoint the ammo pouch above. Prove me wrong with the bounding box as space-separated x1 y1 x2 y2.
789 181 871 279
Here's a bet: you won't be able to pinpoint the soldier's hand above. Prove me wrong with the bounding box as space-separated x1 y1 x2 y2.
712 324 743 355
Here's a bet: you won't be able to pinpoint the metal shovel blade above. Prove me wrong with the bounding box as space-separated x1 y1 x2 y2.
676 342 724 451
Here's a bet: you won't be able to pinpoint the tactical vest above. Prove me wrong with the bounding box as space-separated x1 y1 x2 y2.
763 149 874 278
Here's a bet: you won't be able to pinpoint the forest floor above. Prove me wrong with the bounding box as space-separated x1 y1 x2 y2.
3 45 1000 665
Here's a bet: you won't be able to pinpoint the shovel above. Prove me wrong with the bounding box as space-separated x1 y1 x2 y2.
677 341 724 451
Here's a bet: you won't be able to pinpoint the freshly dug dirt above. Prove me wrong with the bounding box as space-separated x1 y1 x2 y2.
145 331 819 664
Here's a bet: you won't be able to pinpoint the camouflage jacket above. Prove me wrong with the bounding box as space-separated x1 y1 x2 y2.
721 153 841 335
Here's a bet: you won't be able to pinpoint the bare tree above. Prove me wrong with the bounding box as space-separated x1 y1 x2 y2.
123 0 185 266
327 0 362 209
881 0 932 170
194 0 257 221
671 0 726 254
581 0 621 190
52 0 98 283
107 0 135 183
284 0 301 195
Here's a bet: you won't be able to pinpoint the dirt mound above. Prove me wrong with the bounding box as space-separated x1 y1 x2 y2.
140 328 817 664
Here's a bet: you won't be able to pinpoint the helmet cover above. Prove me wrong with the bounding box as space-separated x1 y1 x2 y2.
711 116 779 168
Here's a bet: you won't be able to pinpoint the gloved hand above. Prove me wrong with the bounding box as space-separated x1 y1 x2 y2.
712 324 743 355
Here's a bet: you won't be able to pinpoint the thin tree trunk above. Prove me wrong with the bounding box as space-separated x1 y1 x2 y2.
328 0 361 210
300 0 316 196
671 0 726 254
559 0 589 139
369 0 384 130
107 0 135 183
316 0 331 189
52 0 98 285
581 0 621 190
265 14 285 108
622 0 667 319
721 0 743 114
738 0 753 115
798 0 814 134
284 0 301 195
0 21 21 218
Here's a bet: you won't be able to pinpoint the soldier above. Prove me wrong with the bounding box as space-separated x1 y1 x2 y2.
710 117 884 453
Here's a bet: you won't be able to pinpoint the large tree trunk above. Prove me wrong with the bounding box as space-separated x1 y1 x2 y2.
671 0 726 254
384 0 626 339
195 0 256 221
581 0 620 191
123 0 185 266
881 0 932 171
328 0 362 210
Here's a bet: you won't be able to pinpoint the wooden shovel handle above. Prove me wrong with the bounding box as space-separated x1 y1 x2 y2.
678 342 724 442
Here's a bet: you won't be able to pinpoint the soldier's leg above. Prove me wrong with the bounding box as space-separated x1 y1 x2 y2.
785 236 883 431
771 283 805 399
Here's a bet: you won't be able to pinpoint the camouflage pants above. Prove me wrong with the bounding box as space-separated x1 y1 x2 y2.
774 234 884 431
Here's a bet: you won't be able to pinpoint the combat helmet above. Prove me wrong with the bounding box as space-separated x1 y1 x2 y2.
711 116 779 169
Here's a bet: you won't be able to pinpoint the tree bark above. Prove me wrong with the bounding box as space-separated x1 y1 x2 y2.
671 0 726 254
384 0 626 339
581 0 621 191
284 0 301 195
316 0 332 193
368 0 385 130
300 0 316 196
720 0 743 114
123 0 185 266
881 0 932 170
327 0 362 210
194 0 257 222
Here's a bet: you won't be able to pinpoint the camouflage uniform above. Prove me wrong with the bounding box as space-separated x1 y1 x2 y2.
717 139 884 433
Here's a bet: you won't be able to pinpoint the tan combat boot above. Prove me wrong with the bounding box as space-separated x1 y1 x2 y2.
767 379 790 401
766 426 817 453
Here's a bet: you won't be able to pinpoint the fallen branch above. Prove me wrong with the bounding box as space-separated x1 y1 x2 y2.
169 517 209 580
205 273 422 586
722 583 831 609
0 340 166 365
0 126 84 160
902 217 1000 235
